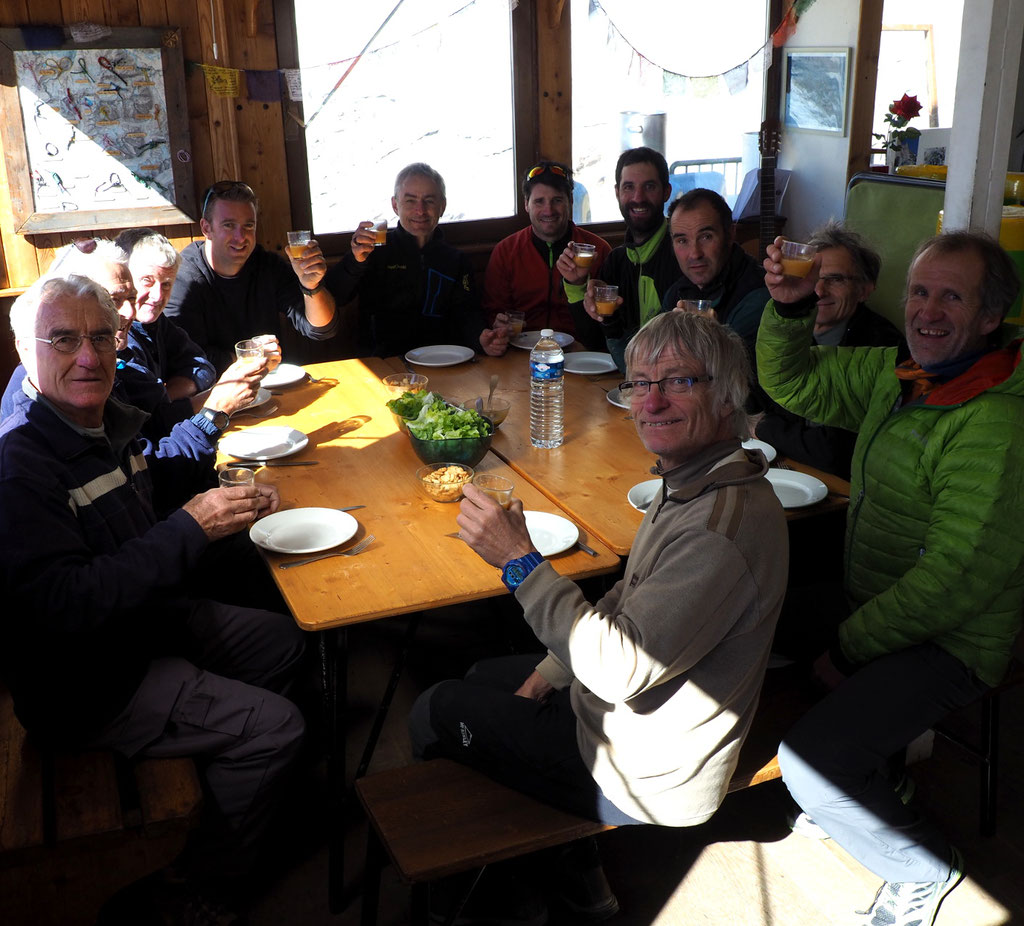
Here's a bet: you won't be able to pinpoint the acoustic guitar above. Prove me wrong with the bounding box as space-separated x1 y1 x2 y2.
758 118 781 262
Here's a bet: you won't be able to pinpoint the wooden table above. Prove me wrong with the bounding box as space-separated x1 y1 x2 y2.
219 356 619 911
384 351 852 555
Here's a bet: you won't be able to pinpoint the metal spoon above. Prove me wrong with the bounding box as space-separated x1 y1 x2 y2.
486 373 499 410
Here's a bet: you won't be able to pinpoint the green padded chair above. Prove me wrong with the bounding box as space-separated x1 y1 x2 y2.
843 172 947 330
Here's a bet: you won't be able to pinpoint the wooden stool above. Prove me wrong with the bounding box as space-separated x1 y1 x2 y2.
933 658 1024 837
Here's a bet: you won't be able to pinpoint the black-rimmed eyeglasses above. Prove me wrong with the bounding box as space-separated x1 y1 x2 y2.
36 334 118 354
618 375 713 399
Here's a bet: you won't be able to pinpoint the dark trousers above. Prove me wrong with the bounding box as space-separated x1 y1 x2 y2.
409 654 641 826
87 599 307 883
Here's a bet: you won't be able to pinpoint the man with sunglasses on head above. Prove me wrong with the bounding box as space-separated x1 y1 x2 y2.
567 147 682 372
483 161 608 346
410 312 787 921
750 223 900 478
324 162 504 358
0 276 305 924
165 180 338 374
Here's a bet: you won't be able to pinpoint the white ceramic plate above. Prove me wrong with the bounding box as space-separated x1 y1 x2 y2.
627 478 663 512
563 352 618 375
249 507 358 554
511 330 574 350
239 387 273 411
219 426 309 461
764 469 828 509
261 363 307 387
523 511 579 557
742 438 777 463
606 387 630 410
405 345 476 367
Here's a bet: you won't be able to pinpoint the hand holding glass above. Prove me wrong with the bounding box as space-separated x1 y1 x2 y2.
505 310 525 337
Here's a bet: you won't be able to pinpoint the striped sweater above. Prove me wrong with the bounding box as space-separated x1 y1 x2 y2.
0 388 209 742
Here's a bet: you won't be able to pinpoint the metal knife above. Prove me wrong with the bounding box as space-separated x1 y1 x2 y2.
232 460 320 467
576 540 599 557
337 505 366 512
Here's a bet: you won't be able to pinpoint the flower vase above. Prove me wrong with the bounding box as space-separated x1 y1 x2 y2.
887 135 920 173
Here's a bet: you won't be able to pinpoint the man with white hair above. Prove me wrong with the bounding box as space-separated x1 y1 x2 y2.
0 275 305 923
124 231 217 401
410 312 788 920
1 240 265 484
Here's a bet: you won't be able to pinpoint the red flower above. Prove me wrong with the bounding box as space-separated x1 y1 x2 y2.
889 94 922 121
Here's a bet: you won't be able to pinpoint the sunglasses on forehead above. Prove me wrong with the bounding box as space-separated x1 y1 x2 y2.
201 180 256 218
526 164 569 181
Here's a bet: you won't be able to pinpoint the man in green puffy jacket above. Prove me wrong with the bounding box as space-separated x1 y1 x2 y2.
757 230 1024 926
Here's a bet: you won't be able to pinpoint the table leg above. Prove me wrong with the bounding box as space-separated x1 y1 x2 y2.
323 626 348 915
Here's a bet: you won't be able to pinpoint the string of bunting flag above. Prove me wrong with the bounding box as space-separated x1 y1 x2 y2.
23 0 816 117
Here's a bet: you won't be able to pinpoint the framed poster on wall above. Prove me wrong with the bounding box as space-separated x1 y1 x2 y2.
0 27 196 234
782 47 850 137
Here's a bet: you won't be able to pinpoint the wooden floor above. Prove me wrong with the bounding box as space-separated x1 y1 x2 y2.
6 600 1024 925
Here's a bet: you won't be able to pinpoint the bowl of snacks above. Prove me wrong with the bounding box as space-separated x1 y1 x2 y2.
385 381 433 432
416 463 474 503
458 397 511 428
407 399 494 466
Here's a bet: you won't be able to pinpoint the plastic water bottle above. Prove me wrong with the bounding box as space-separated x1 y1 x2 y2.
530 329 564 448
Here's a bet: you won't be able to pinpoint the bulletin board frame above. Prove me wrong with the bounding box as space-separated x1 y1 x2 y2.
0 26 196 235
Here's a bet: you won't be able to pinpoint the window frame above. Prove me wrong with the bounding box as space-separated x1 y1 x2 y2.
272 0 556 256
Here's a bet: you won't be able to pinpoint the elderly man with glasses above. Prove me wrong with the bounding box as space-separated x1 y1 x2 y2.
0 275 305 923
751 223 901 478
409 311 788 921
483 160 609 346
165 180 338 373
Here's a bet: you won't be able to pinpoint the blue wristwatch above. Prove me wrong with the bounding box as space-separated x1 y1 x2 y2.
501 551 544 591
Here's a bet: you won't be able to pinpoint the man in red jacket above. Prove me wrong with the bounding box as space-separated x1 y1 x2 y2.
483 161 609 347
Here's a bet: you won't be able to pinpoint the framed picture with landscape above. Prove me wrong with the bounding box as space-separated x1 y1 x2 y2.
782 47 850 136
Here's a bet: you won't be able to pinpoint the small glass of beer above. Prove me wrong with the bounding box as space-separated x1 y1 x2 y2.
780 240 816 278
373 221 388 246
594 285 619 316
472 473 514 509
286 230 311 259
572 242 597 270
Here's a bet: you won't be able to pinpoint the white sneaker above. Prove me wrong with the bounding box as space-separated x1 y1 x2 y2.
855 847 965 926
788 810 830 840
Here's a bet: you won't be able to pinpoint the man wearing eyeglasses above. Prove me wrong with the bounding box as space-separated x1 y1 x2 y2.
0 275 305 923
165 180 338 373
483 161 608 345
410 312 787 920
758 230 1024 926
751 224 900 478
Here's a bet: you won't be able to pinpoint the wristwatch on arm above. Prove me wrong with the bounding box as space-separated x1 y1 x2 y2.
500 551 544 591
191 406 230 437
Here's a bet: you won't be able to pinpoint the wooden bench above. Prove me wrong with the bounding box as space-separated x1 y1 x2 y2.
0 683 203 870
355 669 814 925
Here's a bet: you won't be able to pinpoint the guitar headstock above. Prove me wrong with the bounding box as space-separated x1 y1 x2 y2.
759 118 781 157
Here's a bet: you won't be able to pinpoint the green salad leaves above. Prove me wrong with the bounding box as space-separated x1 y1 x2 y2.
387 391 491 439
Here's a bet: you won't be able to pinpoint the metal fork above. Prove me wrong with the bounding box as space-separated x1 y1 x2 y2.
278 534 376 569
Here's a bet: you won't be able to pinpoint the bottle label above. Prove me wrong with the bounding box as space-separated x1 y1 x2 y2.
531 360 563 380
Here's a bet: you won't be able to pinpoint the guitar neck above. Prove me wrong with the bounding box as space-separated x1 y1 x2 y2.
759 156 777 262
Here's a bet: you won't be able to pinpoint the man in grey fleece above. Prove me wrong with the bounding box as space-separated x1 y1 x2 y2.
409 311 788 917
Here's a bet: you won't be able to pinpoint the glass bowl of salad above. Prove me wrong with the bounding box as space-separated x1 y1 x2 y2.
384 380 431 432
405 399 494 467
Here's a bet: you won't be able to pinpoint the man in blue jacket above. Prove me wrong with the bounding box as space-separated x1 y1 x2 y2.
0 275 305 923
